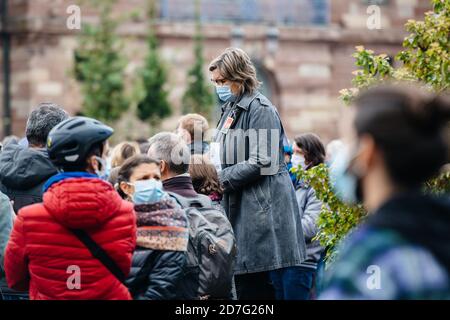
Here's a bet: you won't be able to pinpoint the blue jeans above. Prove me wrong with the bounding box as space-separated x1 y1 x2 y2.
313 255 326 298
269 267 315 300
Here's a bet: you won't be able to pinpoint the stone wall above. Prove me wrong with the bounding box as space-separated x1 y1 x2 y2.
0 0 431 143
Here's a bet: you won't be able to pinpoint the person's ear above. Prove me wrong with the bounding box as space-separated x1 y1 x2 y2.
353 134 376 176
119 181 133 198
86 155 99 173
159 160 167 174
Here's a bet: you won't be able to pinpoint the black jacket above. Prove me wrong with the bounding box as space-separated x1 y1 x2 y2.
369 192 450 274
0 143 57 213
125 248 186 300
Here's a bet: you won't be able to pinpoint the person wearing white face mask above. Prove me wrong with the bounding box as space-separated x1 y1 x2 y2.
291 133 327 299
291 150 307 170
116 155 189 300
320 84 450 300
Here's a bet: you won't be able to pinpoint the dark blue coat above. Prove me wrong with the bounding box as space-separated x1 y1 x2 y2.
126 248 186 300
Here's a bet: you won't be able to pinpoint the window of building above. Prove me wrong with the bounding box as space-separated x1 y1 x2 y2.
159 0 330 26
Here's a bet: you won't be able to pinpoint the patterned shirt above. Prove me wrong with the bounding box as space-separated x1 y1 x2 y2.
320 227 450 300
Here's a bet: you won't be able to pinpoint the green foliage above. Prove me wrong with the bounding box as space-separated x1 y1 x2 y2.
340 0 449 102
339 46 395 104
292 164 367 264
181 0 215 116
398 0 450 92
340 0 450 197
73 0 129 122
135 1 172 125
319 0 450 263
425 170 450 195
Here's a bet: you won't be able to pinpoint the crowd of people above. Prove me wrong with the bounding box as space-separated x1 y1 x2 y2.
0 47 449 300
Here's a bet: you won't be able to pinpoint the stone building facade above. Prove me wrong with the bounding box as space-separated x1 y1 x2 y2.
0 0 431 143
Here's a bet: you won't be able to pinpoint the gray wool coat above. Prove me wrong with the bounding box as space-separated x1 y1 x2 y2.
295 181 325 269
213 90 307 275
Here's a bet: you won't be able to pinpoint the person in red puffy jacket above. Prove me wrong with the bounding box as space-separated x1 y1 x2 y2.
4 117 136 300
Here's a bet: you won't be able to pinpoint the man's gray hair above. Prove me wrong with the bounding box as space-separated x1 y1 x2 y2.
26 102 69 146
147 132 190 175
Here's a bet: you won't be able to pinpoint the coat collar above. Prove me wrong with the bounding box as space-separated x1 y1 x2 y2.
221 91 260 112
162 175 198 198
43 171 98 193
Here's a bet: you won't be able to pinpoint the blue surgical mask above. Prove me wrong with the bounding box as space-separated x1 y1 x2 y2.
329 146 359 204
131 179 165 205
216 85 235 102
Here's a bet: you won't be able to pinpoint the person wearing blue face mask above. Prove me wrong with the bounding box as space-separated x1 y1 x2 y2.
320 84 450 300
209 48 307 300
4 116 137 300
116 155 189 300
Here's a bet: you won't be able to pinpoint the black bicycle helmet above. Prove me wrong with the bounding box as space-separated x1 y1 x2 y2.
47 116 113 168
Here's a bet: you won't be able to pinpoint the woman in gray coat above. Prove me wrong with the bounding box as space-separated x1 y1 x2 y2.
292 133 327 299
210 48 306 300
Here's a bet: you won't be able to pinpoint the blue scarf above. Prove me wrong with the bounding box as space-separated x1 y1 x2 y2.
43 172 98 193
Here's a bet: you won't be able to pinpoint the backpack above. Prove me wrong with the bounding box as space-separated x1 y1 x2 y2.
168 192 237 299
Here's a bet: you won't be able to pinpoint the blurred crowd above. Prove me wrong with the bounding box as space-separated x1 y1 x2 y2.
0 48 449 300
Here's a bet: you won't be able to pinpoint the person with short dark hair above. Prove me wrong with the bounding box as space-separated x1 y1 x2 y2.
25 102 69 147
0 103 69 212
321 84 450 299
4 116 136 300
293 133 326 170
291 133 327 299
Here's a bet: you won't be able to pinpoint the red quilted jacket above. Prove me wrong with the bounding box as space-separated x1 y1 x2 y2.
4 177 136 300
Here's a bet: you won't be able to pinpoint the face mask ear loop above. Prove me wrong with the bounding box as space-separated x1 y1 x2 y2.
94 156 104 172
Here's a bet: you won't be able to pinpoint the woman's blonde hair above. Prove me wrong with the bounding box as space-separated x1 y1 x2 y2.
209 47 261 95
110 141 141 168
